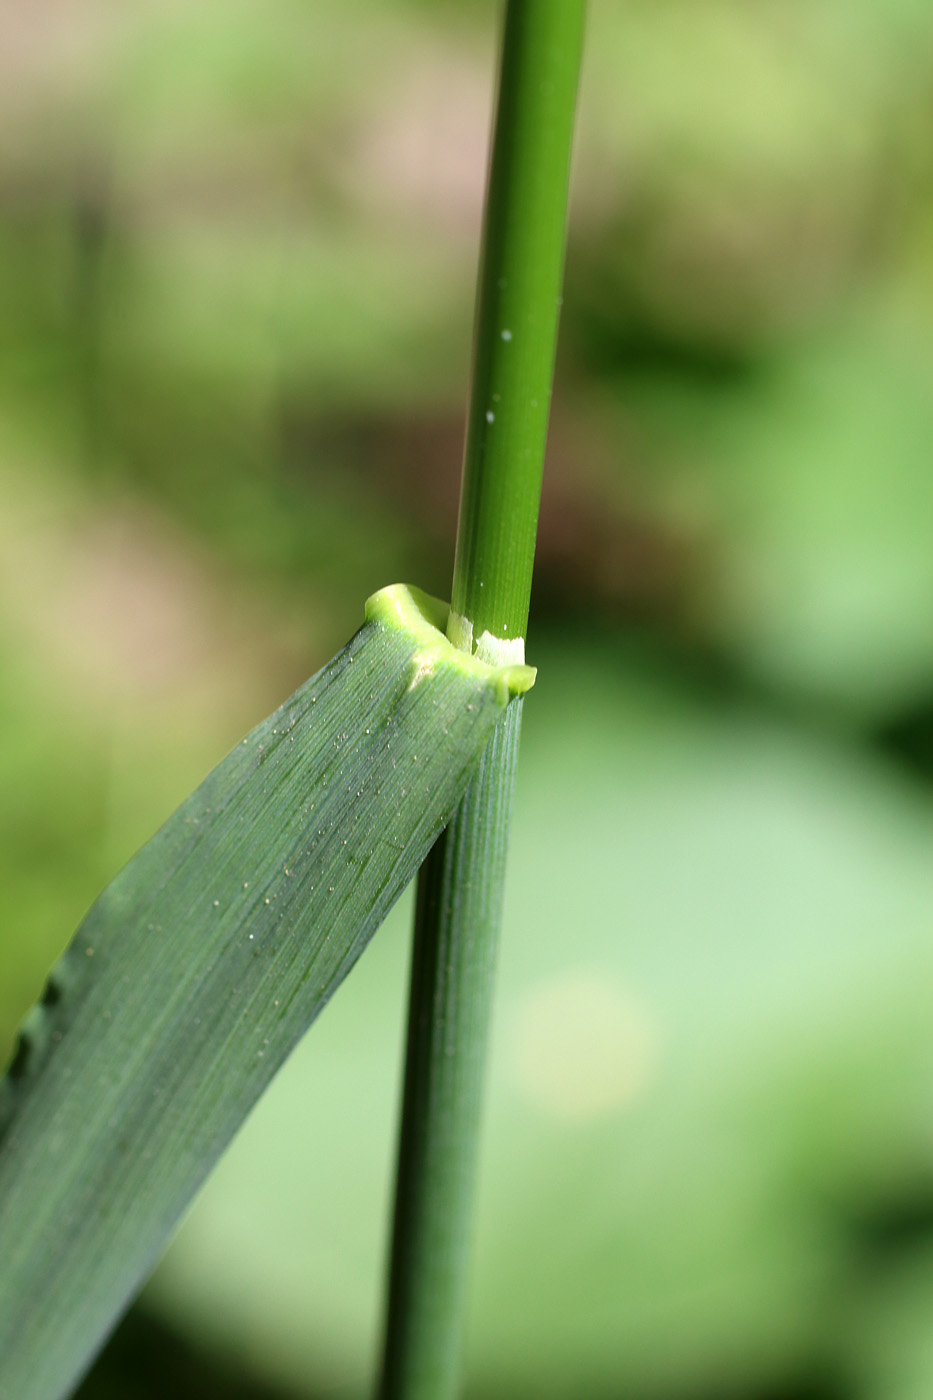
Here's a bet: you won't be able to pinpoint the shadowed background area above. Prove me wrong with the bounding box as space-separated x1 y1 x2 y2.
3 1 933 1397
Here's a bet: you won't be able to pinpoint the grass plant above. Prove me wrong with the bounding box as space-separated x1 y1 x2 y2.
0 5 584 1399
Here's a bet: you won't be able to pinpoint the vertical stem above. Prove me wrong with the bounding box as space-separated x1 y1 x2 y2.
378 706 521 1400
450 0 586 657
378 6 584 1400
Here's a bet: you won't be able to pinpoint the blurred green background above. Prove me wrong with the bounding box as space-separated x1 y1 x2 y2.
3 0 933 1396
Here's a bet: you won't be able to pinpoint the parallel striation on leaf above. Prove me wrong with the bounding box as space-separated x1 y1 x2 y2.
0 584 533 1400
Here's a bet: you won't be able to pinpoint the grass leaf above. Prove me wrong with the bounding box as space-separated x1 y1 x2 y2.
0 583 533 1400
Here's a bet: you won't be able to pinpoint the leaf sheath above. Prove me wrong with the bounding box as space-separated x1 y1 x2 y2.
379 699 522 1400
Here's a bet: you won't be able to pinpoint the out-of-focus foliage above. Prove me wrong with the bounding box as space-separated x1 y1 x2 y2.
2 1 933 1397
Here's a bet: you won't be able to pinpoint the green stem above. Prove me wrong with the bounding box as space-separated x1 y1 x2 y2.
377 6 584 1400
450 0 585 656
378 705 522 1400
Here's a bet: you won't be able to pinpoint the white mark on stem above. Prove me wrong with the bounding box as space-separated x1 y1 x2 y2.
475 630 525 665
446 610 473 654
449 611 525 664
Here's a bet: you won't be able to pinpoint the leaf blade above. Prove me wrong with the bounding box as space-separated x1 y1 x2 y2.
0 584 532 1400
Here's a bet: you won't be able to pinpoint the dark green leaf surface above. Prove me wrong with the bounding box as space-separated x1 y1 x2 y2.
0 584 533 1400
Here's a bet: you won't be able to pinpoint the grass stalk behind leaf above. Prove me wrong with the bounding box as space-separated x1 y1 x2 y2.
377 7 586 1399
